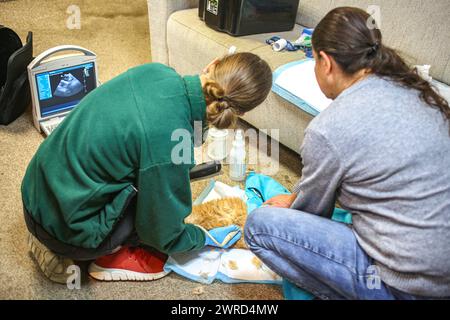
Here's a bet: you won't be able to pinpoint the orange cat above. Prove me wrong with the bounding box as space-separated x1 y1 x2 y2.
186 198 248 249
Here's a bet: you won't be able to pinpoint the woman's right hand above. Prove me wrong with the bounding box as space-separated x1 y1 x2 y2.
202 58 220 75
263 194 298 208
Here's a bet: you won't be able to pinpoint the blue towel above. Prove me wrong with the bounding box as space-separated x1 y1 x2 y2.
282 279 315 300
245 172 290 214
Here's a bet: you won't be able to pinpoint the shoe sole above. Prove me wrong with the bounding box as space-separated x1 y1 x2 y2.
28 233 74 284
88 263 170 282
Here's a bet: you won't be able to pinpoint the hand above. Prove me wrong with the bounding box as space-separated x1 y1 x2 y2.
204 225 241 249
202 58 220 75
263 194 297 208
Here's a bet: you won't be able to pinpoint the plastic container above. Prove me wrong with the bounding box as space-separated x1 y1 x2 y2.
207 128 229 161
229 129 247 181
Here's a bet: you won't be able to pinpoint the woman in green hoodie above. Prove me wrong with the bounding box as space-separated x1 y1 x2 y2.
22 52 272 283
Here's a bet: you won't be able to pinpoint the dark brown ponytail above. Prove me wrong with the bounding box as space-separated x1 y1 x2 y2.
312 7 450 130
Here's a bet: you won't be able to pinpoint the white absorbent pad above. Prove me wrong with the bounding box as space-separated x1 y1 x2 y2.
193 180 246 204
164 247 282 285
164 179 282 285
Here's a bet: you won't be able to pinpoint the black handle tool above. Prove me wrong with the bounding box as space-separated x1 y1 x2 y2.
189 161 222 182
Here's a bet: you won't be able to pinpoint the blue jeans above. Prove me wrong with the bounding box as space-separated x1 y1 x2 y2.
244 207 426 300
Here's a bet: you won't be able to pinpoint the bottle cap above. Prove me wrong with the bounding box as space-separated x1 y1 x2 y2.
232 129 245 147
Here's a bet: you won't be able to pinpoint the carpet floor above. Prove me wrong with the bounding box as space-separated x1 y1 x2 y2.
0 0 302 299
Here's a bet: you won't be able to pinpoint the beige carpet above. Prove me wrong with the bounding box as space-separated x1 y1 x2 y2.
0 0 302 299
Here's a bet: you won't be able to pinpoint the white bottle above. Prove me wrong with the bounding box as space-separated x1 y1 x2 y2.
229 129 246 181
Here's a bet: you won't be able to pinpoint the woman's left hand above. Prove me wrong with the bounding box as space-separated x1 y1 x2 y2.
202 58 220 74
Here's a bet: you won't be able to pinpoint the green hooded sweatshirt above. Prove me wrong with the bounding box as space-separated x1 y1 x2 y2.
21 63 207 254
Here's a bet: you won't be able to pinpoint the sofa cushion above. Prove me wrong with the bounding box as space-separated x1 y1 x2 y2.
296 0 450 85
167 8 307 75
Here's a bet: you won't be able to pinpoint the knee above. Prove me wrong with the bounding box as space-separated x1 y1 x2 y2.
244 207 274 249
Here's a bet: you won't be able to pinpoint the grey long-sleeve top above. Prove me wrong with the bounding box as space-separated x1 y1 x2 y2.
292 75 450 298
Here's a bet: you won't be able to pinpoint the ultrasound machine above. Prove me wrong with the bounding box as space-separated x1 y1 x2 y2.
28 45 99 136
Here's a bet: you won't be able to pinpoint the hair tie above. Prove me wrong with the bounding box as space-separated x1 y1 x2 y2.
218 97 232 111
220 96 231 105
369 42 380 55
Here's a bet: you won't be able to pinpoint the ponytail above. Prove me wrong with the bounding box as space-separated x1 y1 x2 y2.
312 7 450 131
370 45 450 123
203 80 237 129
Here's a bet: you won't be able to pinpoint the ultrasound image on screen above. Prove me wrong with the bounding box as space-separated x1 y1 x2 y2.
36 62 97 117
53 73 84 97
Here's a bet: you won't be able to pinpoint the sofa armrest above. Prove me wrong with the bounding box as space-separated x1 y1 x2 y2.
147 0 198 64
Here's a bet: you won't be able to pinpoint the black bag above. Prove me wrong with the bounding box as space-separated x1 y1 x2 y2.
0 26 33 125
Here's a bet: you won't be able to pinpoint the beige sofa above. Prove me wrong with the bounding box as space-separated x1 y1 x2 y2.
147 0 450 153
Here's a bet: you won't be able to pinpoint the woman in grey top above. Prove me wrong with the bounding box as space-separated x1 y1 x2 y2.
245 7 450 300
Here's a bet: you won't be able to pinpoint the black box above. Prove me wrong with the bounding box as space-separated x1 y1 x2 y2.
199 0 300 36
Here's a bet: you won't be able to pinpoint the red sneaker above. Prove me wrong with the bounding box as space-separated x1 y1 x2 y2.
88 246 170 281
